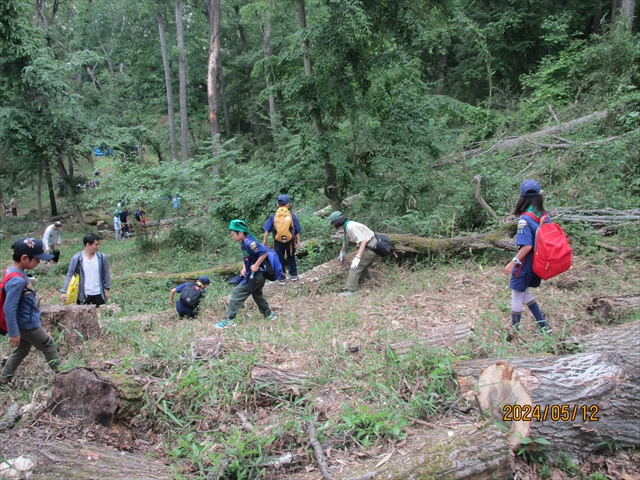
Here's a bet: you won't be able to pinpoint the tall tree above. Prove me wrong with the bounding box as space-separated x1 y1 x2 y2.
206 0 221 155
260 9 277 135
175 0 190 163
157 11 179 161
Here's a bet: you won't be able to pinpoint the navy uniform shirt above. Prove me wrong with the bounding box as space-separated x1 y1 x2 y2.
510 211 549 292
240 235 269 284
175 282 195 316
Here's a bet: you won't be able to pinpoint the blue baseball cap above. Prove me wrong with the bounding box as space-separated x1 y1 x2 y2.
198 275 211 285
277 194 291 206
520 179 541 197
12 237 54 261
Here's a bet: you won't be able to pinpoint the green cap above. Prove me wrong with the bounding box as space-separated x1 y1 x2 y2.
229 219 249 233
328 211 343 225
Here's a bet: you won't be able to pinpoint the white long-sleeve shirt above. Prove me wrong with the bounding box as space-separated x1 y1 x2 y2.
43 224 61 251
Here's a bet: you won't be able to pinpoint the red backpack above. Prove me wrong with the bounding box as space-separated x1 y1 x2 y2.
0 268 26 336
523 212 573 280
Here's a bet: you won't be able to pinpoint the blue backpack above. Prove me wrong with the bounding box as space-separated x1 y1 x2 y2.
264 249 284 281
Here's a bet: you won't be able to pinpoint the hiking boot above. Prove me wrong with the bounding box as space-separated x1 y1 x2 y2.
215 318 236 329
0 378 11 388
265 311 276 321
290 275 298 281
278 278 286 285
338 290 354 296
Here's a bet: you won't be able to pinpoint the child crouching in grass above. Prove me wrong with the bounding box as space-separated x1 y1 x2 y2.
215 220 276 329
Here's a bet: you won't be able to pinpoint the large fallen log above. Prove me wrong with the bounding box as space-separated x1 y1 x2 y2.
39 304 101 348
435 111 608 165
587 294 640 323
1 439 172 480
454 321 640 461
46 367 145 426
250 364 309 397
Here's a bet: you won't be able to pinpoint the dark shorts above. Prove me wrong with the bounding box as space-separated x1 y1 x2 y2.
79 294 105 307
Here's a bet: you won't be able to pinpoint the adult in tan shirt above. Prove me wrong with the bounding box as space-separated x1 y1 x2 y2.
328 211 378 296
9 195 18 217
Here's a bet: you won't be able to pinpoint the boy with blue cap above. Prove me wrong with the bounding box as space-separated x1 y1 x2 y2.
1 238 60 386
216 220 276 329
262 194 302 285
169 276 210 318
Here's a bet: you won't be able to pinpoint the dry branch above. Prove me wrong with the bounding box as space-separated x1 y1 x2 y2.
473 174 498 220
305 419 336 480
0 403 22 433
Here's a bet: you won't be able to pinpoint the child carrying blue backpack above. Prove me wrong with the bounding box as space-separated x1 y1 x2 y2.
216 220 282 329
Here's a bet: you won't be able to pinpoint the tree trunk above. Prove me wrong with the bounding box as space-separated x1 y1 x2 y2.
47 367 144 426
296 1 340 210
40 305 102 349
0 150 4 224
44 156 58 216
263 10 277 136
620 0 636 28
587 294 640 323
207 0 221 156
454 321 640 462
217 56 231 139
250 364 309 397
388 324 476 356
37 160 43 218
56 148 85 225
592 0 603 34
191 337 225 359
436 42 448 95
175 0 190 164
157 12 179 162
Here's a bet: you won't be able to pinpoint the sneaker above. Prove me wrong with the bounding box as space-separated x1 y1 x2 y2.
542 325 553 334
265 311 276 321
338 290 354 296
290 275 298 281
215 318 236 329
278 279 286 285
0 378 11 388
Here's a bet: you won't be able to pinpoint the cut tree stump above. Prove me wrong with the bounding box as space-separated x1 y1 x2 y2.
587 294 640 323
40 304 101 347
388 324 476 356
47 367 145 426
250 364 309 397
454 322 640 461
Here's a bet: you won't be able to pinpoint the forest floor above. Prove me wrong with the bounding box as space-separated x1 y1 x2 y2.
1 219 639 479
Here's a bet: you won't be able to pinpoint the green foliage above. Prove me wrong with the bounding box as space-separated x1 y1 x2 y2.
340 404 409 447
515 434 552 464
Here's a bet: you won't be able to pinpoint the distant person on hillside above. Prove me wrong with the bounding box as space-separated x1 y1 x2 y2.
1 238 60 387
328 211 378 296
172 194 180 210
60 233 111 307
42 221 63 265
120 207 130 238
503 179 553 334
169 276 210 318
113 210 123 241
262 194 301 285
215 220 276 329
9 195 18 217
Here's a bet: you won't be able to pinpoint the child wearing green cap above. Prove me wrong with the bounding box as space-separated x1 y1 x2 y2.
216 220 276 329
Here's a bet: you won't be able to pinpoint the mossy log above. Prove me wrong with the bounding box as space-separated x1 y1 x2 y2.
388 324 476 356
47 367 145 426
587 294 640 323
454 322 640 461
40 304 102 348
7 440 172 480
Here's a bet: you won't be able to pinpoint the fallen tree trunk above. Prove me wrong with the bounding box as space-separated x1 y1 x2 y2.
3 439 172 480
191 337 225 360
250 364 309 397
388 324 476 356
587 294 640 323
40 304 102 348
435 111 608 165
47 367 144 426
454 321 640 461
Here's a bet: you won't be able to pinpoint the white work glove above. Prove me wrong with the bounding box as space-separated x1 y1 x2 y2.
338 251 345 262
350 256 361 269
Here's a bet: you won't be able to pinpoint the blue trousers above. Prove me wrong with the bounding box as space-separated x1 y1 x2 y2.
274 240 297 278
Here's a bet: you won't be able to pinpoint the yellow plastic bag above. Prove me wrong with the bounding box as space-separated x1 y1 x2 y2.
65 274 79 305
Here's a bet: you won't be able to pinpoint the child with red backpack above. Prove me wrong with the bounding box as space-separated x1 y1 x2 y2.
262 195 301 285
1 238 60 386
503 179 564 334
